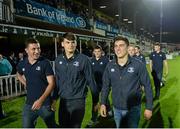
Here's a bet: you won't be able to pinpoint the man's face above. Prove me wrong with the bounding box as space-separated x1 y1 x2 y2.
62 38 77 53
114 40 128 58
19 53 23 59
134 47 140 55
0 54 2 60
93 48 102 59
25 43 41 60
128 46 135 57
154 45 160 52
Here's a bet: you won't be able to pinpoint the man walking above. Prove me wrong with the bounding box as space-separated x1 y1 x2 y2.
100 36 153 128
17 38 56 128
149 43 168 99
87 45 110 127
52 32 98 128
134 45 146 64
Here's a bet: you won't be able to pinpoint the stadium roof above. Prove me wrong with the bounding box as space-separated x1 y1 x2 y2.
78 0 180 43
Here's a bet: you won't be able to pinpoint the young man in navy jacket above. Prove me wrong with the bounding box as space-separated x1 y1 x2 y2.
87 45 110 127
100 36 153 128
52 32 98 128
134 45 146 65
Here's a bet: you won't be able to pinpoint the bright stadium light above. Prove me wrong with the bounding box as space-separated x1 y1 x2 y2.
128 21 133 24
123 18 128 21
99 5 107 9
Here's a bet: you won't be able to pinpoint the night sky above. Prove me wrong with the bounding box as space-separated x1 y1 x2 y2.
83 0 180 43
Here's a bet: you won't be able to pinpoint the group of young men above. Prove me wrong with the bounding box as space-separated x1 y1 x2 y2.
15 32 168 128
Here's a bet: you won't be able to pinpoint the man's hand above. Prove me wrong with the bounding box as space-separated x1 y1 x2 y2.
94 103 100 112
51 100 57 111
164 71 168 77
144 109 152 120
31 99 43 111
100 104 107 117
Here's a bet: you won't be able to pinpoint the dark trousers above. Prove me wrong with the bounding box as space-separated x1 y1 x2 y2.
152 70 163 98
59 98 85 128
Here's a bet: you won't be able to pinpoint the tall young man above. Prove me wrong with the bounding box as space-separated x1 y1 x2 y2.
100 36 153 128
149 43 168 99
17 38 56 128
52 32 98 128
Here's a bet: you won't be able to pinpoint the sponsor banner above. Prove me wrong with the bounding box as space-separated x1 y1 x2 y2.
14 0 90 29
106 31 117 38
95 20 108 31
95 20 119 34
0 24 56 37
110 26 119 34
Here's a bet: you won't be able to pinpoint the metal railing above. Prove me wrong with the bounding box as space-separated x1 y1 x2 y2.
0 75 26 100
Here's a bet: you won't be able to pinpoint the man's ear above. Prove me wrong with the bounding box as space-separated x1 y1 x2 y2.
25 48 28 54
61 41 64 47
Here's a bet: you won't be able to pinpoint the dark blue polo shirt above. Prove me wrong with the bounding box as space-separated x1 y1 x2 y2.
17 57 54 106
91 56 109 86
101 56 153 110
149 51 166 73
134 54 146 64
53 51 98 102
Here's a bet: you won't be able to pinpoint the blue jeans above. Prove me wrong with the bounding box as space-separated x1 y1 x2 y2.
113 105 141 128
22 104 56 128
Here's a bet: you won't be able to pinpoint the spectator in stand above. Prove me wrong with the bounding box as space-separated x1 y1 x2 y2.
18 52 24 62
7 51 17 75
0 53 12 76
0 53 12 119
149 43 168 99
134 45 146 64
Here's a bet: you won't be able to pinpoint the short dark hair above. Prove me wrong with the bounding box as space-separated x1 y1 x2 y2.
135 45 140 49
114 36 129 46
93 45 102 50
154 42 160 47
63 32 76 41
25 38 39 48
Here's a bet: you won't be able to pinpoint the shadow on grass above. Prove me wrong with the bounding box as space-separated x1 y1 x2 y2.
142 102 164 128
0 110 21 127
85 115 116 128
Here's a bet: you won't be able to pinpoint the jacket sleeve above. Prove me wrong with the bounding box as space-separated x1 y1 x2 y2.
84 57 99 103
139 63 153 110
101 64 111 105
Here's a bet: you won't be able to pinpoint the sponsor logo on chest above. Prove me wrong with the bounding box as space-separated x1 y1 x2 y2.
127 67 135 73
73 61 79 67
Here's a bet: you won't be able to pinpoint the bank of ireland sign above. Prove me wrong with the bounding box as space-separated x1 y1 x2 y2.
14 0 89 29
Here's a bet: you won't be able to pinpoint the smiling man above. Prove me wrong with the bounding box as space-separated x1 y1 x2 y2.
16 38 56 128
100 36 153 128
